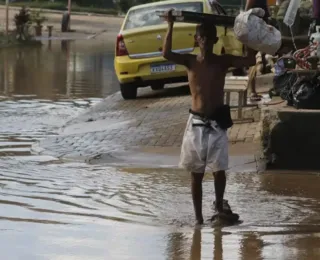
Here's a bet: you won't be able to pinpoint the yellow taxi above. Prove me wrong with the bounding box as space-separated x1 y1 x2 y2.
114 0 243 99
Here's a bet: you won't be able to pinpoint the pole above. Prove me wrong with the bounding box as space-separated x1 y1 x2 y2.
68 0 71 15
5 0 9 36
68 0 71 31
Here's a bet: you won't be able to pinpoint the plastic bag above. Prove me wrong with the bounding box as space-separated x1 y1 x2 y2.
270 71 298 99
282 74 301 106
274 59 286 76
233 8 282 55
293 73 320 109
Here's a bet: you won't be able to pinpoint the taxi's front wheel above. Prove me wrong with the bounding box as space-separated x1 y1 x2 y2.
120 83 137 100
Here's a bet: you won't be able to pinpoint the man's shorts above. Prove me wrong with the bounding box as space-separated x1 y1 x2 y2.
179 114 228 173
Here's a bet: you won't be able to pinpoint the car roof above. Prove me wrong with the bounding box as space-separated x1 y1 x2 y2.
128 0 207 11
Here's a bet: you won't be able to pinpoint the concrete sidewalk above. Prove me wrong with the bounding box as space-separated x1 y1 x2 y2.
32 75 273 161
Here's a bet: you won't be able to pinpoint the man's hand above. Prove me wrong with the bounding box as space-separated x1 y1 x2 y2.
162 8 192 68
164 9 174 26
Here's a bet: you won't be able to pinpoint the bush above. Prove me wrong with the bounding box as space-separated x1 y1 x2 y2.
115 0 162 13
14 7 32 41
116 0 134 13
30 10 48 26
71 6 118 15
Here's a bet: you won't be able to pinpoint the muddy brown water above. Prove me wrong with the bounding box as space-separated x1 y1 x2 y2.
1 40 320 259
0 39 118 99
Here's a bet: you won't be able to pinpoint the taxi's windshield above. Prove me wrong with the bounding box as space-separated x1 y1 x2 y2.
124 2 203 30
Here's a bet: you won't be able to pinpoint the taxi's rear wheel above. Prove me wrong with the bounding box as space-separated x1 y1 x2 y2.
151 84 164 91
120 83 137 100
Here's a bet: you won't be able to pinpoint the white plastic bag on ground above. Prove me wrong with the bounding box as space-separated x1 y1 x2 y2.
233 8 282 55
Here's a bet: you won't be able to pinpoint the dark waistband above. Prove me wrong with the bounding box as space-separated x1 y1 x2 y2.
189 109 216 121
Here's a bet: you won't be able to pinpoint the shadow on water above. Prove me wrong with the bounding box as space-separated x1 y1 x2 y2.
0 40 118 100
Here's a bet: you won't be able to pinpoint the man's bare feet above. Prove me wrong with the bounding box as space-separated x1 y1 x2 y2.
250 93 262 102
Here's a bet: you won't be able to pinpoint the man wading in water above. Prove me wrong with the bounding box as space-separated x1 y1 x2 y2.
163 10 256 225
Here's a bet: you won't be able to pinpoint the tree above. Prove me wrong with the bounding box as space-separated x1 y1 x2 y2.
116 0 134 13
74 0 116 8
14 7 32 41
116 0 162 13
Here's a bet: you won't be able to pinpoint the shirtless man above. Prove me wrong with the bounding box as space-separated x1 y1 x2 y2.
163 10 256 225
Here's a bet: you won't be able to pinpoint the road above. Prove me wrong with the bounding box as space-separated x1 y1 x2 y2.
0 7 124 34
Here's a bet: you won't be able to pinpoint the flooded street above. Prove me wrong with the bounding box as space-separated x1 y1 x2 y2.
1 40 320 259
0 39 118 99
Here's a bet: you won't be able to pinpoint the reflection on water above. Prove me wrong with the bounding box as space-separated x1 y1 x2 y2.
2 154 320 259
1 41 320 260
0 40 118 99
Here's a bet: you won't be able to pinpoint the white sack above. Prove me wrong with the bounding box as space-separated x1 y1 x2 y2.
233 8 282 55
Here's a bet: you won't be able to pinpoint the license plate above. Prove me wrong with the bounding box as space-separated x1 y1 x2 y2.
150 64 176 74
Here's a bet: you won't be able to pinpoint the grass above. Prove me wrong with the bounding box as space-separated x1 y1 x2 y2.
0 1 118 15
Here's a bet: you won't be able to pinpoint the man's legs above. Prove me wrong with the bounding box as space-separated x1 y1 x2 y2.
213 170 226 212
249 65 262 101
261 53 267 74
191 172 204 224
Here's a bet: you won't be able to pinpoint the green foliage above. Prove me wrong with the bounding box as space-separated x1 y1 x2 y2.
115 0 163 13
30 10 48 26
73 0 115 8
14 7 32 41
116 0 134 13
14 6 31 27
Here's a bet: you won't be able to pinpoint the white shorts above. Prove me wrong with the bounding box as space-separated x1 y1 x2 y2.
179 114 228 173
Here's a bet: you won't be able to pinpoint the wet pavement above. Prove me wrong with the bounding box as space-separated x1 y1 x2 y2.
31 79 267 160
2 155 320 259
1 40 320 260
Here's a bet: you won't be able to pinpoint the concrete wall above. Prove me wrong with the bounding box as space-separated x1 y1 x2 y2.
260 104 320 170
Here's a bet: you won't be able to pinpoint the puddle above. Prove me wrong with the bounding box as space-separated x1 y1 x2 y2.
0 39 118 100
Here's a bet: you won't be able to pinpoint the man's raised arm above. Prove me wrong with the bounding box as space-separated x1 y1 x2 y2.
162 10 191 68
245 0 255 11
224 47 257 69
